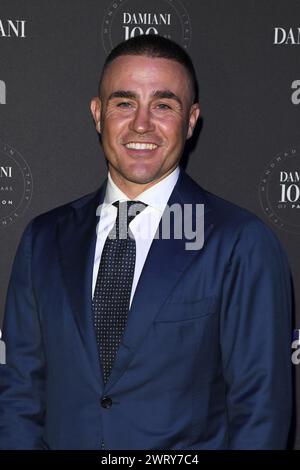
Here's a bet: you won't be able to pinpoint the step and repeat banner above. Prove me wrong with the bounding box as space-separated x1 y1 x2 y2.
0 0 299 448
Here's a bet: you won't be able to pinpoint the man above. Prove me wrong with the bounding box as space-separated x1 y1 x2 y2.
0 35 292 450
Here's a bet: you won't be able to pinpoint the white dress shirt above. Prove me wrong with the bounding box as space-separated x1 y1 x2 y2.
92 166 180 307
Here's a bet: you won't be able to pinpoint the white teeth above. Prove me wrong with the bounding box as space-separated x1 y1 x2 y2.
125 142 158 150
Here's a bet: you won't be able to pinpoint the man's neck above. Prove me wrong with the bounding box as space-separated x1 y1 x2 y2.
109 166 179 199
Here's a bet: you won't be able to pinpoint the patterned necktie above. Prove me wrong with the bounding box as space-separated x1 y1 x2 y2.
92 200 147 384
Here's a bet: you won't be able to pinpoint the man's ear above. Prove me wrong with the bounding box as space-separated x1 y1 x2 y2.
90 97 102 134
187 103 200 139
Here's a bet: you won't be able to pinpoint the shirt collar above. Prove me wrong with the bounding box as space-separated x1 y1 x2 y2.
104 166 180 213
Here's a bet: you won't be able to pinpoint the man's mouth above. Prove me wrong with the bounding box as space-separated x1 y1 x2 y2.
125 142 158 150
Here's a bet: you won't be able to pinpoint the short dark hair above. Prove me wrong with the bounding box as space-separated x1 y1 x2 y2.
99 35 198 103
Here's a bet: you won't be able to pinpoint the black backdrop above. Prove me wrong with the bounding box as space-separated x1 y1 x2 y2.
1 0 299 448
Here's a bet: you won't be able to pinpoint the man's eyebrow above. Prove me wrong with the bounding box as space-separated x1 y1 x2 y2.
107 89 183 106
153 90 182 106
108 90 137 100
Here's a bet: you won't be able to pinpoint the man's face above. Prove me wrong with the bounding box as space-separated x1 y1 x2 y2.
91 55 200 195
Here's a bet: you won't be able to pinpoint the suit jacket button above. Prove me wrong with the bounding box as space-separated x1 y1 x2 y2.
101 396 112 409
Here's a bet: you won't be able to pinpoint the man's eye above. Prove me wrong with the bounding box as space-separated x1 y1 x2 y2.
117 101 132 108
156 103 171 110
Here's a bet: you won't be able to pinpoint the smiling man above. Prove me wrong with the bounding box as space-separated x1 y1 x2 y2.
0 35 292 450
90 52 199 197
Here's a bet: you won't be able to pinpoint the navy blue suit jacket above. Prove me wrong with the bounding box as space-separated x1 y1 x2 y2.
0 169 292 449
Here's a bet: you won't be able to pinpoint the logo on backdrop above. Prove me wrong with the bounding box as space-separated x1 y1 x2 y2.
291 80 300 105
0 19 26 38
0 141 33 228
259 146 300 234
102 0 191 53
0 80 5 104
273 27 300 45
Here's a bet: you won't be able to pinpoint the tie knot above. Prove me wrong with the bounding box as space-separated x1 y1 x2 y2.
113 200 147 235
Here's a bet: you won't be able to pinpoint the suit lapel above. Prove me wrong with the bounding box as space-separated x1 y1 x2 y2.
57 182 107 391
104 170 215 393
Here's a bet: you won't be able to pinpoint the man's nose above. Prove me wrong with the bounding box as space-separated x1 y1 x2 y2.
129 105 155 134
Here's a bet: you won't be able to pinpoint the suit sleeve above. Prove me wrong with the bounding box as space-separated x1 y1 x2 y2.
0 221 46 449
220 219 292 449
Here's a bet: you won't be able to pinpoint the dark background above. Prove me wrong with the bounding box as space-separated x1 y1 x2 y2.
1 0 299 448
